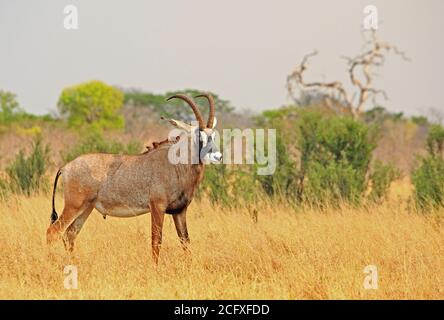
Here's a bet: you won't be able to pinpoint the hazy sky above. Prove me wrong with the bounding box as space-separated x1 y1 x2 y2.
0 0 443 116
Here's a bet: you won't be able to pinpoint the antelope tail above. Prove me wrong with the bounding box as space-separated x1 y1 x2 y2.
50 169 62 224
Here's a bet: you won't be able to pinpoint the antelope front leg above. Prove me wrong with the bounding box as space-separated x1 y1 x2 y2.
172 209 190 252
150 201 165 264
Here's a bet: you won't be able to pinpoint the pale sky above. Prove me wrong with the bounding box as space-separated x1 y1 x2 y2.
0 0 443 116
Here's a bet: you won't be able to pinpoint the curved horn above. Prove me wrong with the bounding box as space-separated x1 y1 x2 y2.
166 94 205 129
194 93 215 128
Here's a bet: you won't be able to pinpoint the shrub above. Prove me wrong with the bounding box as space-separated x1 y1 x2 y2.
412 124 444 210
199 164 232 206
426 124 444 156
369 160 400 202
6 135 50 196
411 115 429 126
198 164 262 208
256 108 394 206
63 131 142 163
254 108 299 200
302 159 367 205
295 110 376 205
199 107 398 207
255 129 298 200
412 156 444 210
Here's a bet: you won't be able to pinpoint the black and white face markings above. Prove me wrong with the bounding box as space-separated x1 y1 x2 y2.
199 130 222 164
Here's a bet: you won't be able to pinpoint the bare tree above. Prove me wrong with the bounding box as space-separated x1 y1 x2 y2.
287 31 409 119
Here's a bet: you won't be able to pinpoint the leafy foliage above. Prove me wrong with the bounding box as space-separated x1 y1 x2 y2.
197 107 397 207
6 135 50 196
410 115 429 126
124 88 235 121
225 108 394 206
294 111 376 205
63 131 142 163
198 164 260 207
255 128 297 199
413 124 444 210
58 80 124 129
413 156 444 210
426 124 444 156
369 160 400 202
0 90 23 123
198 164 232 206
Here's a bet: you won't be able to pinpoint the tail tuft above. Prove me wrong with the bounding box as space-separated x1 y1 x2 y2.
51 169 62 224
50 209 58 224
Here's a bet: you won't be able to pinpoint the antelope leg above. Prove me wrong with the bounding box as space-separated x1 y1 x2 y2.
150 201 165 264
62 205 93 252
172 209 190 252
47 204 86 245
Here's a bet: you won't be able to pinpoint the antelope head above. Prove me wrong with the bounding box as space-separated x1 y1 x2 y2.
166 93 222 164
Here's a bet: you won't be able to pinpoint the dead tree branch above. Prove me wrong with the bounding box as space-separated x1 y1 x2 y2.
287 31 409 118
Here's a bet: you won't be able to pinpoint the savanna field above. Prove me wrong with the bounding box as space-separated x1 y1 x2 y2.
1 60 444 301
1 94 444 300
3 1 444 306
1 181 443 300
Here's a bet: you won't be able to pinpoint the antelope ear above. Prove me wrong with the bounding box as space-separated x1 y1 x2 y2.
212 117 217 129
162 117 193 132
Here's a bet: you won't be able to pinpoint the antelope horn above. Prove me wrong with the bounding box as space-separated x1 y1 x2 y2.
194 93 215 128
166 94 205 129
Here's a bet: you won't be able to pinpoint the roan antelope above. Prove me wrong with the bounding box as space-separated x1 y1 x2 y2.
46 94 222 263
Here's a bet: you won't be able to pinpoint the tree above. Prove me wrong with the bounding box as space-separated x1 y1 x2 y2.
287 31 409 119
123 88 235 121
58 80 124 129
0 90 23 123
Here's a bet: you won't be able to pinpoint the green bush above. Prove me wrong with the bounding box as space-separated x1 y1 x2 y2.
426 124 444 156
63 131 142 163
6 135 50 196
369 160 400 202
412 156 444 210
302 159 366 205
292 110 375 205
413 124 444 210
58 80 124 130
255 129 298 200
198 164 262 208
254 108 299 201
256 108 395 206
199 107 398 207
198 164 232 206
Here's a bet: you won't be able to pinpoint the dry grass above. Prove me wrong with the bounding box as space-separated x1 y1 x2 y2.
0 194 443 300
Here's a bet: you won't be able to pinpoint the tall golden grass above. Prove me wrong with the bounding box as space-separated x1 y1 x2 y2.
0 193 443 299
